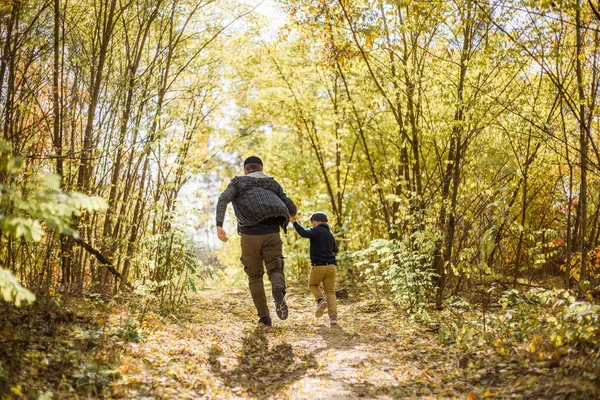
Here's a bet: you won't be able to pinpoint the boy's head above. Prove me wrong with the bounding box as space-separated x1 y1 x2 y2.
310 212 328 227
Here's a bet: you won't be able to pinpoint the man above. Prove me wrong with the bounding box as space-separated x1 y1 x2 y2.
216 156 297 326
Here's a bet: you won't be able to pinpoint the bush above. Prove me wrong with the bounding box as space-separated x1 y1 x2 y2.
131 229 215 315
438 288 600 359
353 236 437 312
493 288 600 351
0 269 35 306
0 139 106 306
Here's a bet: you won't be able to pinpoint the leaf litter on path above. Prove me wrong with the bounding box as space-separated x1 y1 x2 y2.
107 289 599 399
3 288 598 399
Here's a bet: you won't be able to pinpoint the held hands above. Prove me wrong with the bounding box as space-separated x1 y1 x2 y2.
289 215 297 223
216 226 228 242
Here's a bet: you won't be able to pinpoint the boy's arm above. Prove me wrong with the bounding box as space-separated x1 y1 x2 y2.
292 221 313 238
333 238 339 254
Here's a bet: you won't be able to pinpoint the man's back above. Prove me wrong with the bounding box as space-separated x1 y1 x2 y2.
216 171 297 229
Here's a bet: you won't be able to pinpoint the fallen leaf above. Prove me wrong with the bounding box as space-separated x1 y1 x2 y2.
10 385 23 397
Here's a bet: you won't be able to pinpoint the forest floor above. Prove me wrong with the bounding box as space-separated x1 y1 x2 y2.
1 287 599 399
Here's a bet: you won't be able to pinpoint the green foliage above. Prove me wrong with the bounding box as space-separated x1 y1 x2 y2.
0 141 107 242
492 289 600 350
353 236 437 312
0 140 107 306
116 319 147 343
438 288 600 360
0 268 36 306
131 229 215 315
71 362 120 396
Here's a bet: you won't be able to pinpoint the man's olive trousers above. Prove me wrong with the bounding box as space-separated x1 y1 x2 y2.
240 232 285 318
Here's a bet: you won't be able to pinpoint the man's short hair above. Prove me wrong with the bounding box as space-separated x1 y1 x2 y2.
244 163 263 172
244 156 263 167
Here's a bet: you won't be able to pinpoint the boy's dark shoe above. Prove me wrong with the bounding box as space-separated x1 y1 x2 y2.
315 298 327 318
273 288 288 320
258 316 272 326
330 316 338 326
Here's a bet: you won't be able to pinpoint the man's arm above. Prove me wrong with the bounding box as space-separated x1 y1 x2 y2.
292 221 313 238
216 179 237 226
274 181 297 216
215 179 237 242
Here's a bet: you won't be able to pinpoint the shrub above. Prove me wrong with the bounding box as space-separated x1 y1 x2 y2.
438 288 600 358
353 236 437 312
131 229 215 315
0 140 106 306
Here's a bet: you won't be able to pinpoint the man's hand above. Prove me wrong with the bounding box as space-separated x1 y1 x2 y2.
289 215 297 223
217 226 228 242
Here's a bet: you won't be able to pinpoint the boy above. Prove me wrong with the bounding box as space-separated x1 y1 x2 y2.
289 212 339 325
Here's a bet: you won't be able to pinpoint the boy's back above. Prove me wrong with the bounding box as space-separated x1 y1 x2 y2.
292 222 338 265
291 212 339 325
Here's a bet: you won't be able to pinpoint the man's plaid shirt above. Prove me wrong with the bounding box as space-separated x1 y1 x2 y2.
216 171 297 230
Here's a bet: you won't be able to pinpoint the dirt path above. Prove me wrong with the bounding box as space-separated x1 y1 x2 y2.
3 287 598 398
105 288 600 399
110 289 489 399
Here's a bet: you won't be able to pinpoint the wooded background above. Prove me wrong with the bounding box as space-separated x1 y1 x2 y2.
216 0 600 308
1 0 600 309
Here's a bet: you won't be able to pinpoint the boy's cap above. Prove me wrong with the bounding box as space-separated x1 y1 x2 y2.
310 212 328 222
244 156 263 166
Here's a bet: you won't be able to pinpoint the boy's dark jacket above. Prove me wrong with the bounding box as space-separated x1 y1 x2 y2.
292 222 338 265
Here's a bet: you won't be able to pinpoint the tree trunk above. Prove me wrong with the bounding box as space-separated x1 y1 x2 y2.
575 0 588 289
434 1 473 307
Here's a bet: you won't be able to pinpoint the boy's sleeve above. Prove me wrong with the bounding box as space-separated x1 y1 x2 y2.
333 237 339 254
216 179 238 227
293 221 313 238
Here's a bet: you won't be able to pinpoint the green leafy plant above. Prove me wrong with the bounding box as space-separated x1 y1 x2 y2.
116 319 147 343
131 228 215 316
71 362 120 396
0 268 36 306
438 288 600 359
353 236 437 312
0 140 107 306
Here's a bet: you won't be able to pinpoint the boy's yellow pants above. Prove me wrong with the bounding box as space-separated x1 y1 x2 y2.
309 264 337 318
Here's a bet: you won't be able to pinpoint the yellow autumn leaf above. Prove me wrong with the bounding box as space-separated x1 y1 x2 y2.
10 385 23 397
484 390 498 397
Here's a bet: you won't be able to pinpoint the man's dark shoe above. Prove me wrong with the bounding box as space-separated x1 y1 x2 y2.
273 288 288 320
315 298 327 318
258 316 272 326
